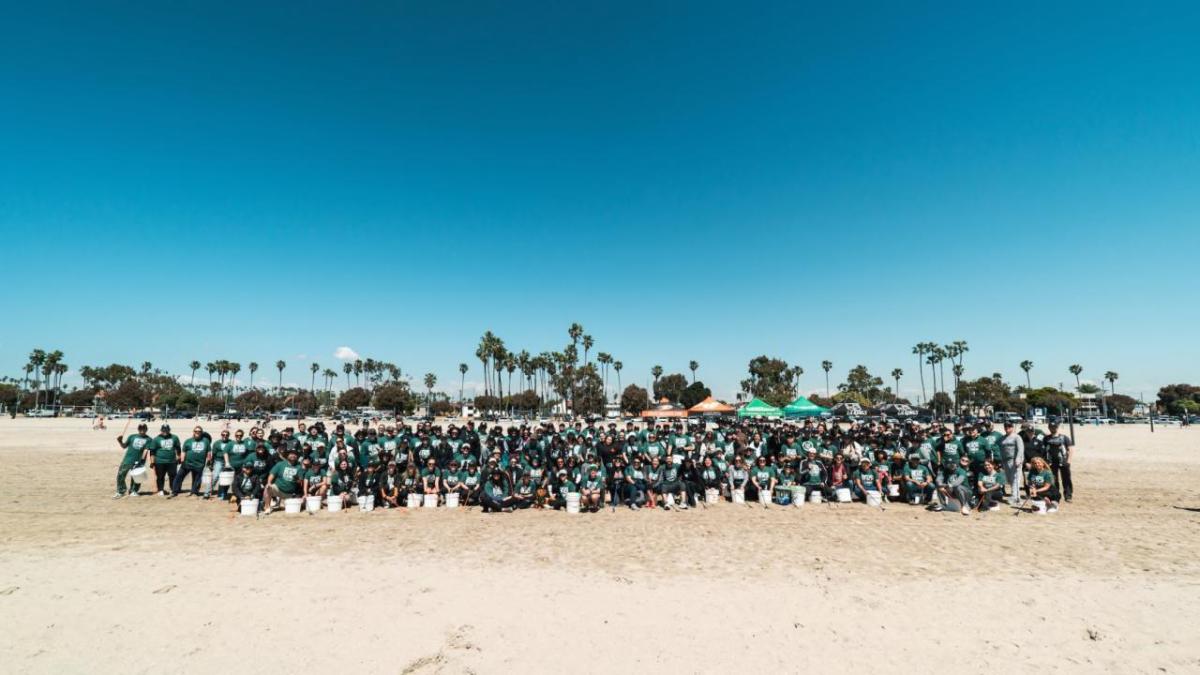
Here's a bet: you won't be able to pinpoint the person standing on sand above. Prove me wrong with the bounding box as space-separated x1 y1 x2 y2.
997 421 1024 505
1042 421 1074 502
173 426 211 497
113 423 152 498
148 424 182 497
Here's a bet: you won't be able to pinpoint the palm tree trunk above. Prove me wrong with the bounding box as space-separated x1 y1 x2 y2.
917 354 926 405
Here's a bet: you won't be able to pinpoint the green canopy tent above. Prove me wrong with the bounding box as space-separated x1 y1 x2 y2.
736 397 783 418
783 396 829 419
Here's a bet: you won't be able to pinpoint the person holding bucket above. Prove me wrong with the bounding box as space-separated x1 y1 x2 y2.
208 429 233 500
262 449 303 514
231 463 262 512
1025 456 1060 513
113 423 152 498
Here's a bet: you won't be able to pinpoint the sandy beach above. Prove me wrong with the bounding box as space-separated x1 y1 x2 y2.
1 418 1198 674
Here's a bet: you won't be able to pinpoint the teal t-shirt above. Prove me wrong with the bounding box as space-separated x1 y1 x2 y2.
122 433 152 464
150 434 182 463
269 460 303 494
181 438 211 469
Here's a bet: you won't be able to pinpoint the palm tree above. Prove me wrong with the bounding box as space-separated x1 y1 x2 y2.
952 364 964 411
651 365 663 393
582 334 594 365
689 360 699 383
247 362 257 389
821 360 832 397
1069 364 1083 391
504 354 516 406
568 323 583 363
140 361 152 377
458 363 468 402
28 349 46 409
353 359 363 388
189 361 201 386
613 361 623 397
423 373 437 415
205 362 215 386
321 368 336 391
275 360 286 392
1104 371 1119 396
310 363 320 392
911 343 927 404
1020 360 1033 390
891 368 903 400
342 362 352 390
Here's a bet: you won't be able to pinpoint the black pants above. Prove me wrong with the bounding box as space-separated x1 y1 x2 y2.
1052 463 1073 499
979 488 1003 510
173 466 203 495
683 480 702 505
154 463 177 493
481 493 514 512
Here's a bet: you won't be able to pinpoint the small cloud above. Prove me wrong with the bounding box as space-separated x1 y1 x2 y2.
334 346 360 361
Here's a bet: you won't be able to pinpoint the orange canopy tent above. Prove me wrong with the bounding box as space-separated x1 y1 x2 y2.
687 396 735 415
641 398 688 418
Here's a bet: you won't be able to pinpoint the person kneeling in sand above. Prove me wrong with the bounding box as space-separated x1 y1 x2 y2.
379 462 401 508
481 469 514 513
1025 456 1060 513
231 463 262 513
263 449 303 513
580 467 604 511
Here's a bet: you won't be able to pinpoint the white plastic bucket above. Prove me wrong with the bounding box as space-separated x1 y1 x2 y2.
360 495 375 512
809 490 823 504
835 487 852 503
758 490 770 506
909 493 924 505
128 466 148 481
218 470 235 487
283 498 303 514
200 468 213 491
788 487 806 507
732 488 745 504
240 498 259 516
888 483 900 498
327 494 343 513
865 490 882 507
305 495 322 512
423 493 438 508
664 493 676 507
1033 500 1048 515
705 488 719 505
445 492 460 508
565 492 581 514
406 494 421 509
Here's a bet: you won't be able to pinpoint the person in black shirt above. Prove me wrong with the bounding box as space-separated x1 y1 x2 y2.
1042 422 1074 501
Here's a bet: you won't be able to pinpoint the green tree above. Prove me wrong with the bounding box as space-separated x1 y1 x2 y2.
680 381 712 409
837 365 885 404
337 387 371 410
891 368 903 400
374 383 416 415
740 355 798 408
189 360 201 386
689 360 699 383
620 384 650 415
458 363 469 401
1104 371 1119 395
1157 384 1200 416
653 373 689 403
275 360 286 391
613 361 623 395
821 360 832 396
1020 360 1033 390
912 343 928 404
248 362 258 389
1069 364 1083 391
310 363 320 392
651 365 663 388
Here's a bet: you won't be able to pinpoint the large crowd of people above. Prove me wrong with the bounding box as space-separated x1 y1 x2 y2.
113 415 1075 516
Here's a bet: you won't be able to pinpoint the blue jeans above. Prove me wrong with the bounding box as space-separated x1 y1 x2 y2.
206 459 225 498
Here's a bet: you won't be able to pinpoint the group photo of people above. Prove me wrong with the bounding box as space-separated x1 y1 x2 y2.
113 415 1074 517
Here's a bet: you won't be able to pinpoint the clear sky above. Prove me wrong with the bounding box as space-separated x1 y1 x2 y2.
2 1 1198 402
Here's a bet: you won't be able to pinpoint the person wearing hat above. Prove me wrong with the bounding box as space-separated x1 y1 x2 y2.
481 469 514 513
378 462 401 508
852 457 881 502
148 424 182 496
550 469 577 510
231 463 262 512
1042 421 1074 502
799 449 827 501
936 456 974 515
113 423 152 498
997 421 1025 505
263 448 303 513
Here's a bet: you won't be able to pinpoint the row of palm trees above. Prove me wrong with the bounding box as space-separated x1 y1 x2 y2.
468 325 630 408
184 357 407 399
23 348 67 410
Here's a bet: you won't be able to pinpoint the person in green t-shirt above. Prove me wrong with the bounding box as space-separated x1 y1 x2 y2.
902 455 934 504
113 423 153 498
936 456 974 515
263 449 303 513
852 458 881 501
976 459 1007 511
303 457 328 499
481 469 514 513
172 426 212 497
580 467 605 511
148 425 182 496
208 429 234 500
1025 456 1060 512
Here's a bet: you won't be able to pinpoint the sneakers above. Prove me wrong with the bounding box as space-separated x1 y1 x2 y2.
112 492 123 499
128 491 139 497
960 506 970 516
1048 503 1059 513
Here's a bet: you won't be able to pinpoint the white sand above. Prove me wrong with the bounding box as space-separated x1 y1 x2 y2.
1 418 1198 674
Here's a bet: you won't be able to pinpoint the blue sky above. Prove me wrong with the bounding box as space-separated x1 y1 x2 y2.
2 1 1198 402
